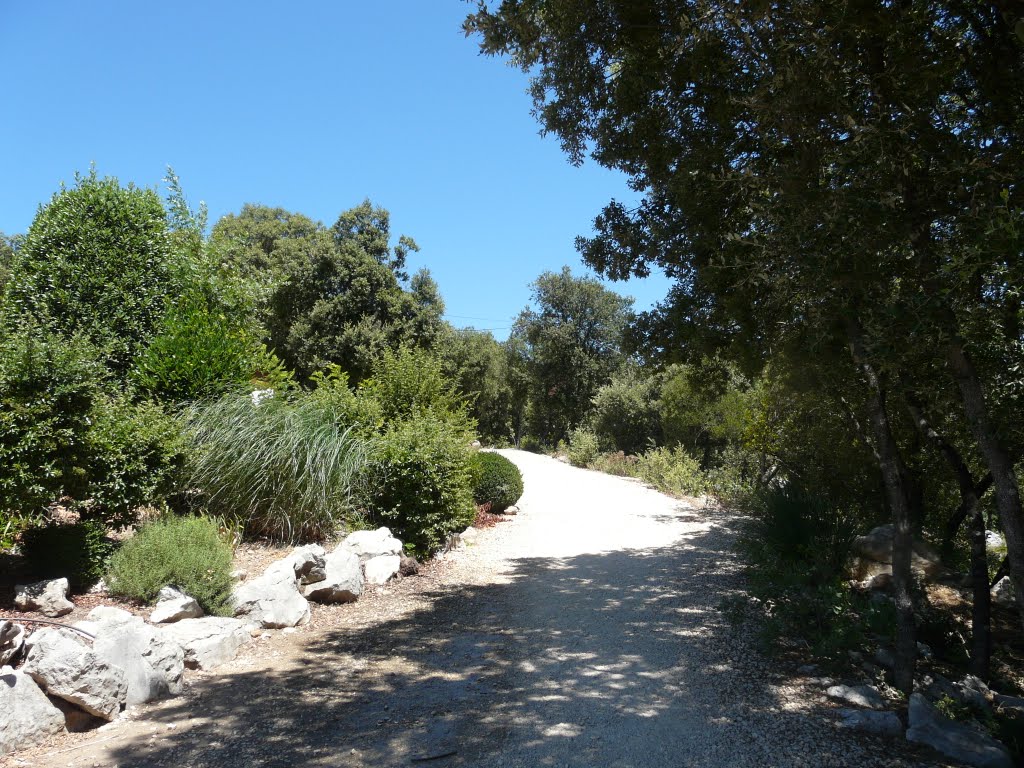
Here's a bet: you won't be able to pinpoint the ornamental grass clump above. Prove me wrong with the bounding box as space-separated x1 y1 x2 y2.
106 514 233 615
180 390 368 542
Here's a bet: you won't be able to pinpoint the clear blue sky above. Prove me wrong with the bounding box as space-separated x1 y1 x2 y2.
0 1 670 339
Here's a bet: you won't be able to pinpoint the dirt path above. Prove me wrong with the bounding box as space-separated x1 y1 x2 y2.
9 450 940 768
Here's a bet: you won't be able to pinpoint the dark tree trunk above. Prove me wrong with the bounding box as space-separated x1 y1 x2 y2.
847 320 916 695
905 400 992 679
946 338 1024 634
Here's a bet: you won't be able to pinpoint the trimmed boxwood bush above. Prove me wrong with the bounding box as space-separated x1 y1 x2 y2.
106 515 234 615
21 520 115 592
470 452 523 512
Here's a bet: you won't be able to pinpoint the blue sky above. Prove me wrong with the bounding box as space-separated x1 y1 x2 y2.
0 1 671 338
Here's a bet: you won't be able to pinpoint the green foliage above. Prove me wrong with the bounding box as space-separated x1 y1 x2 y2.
0 323 104 516
512 266 632 444
133 290 273 402
469 452 523 511
7 171 175 375
0 322 181 526
0 511 40 551
181 391 367 542
106 515 234 614
21 520 115 592
566 427 600 468
634 446 706 497
590 451 640 478
362 412 476 556
80 396 184 528
361 346 472 430
439 328 517 444
308 365 384 437
591 367 661 455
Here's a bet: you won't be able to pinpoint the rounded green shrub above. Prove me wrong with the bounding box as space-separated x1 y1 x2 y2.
106 515 234 614
361 412 476 556
469 452 523 512
21 521 115 592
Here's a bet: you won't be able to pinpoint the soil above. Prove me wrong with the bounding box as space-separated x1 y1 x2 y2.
4 451 950 767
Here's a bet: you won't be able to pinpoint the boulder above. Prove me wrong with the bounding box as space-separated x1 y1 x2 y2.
230 559 311 628
342 527 402 560
161 617 250 670
14 578 74 617
907 693 1011 768
0 666 66 756
86 607 184 706
503 505 520 516
150 586 204 624
23 628 127 720
399 555 420 577
363 554 401 586
992 577 1016 608
0 621 26 666
848 525 943 581
285 544 327 585
836 709 903 737
826 684 885 710
304 547 362 604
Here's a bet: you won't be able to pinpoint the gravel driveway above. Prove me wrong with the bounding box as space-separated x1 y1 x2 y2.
10 450 942 768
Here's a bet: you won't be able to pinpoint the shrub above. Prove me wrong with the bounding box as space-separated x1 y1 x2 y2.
132 291 272 402
591 451 640 477
21 520 115 592
470 452 523 511
361 412 476 556
6 171 175 376
106 515 233 614
635 446 706 497
566 427 600 467
591 368 661 455
0 323 104 517
308 365 385 437
81 396 184 528
361 346 472 429
181 391 367 542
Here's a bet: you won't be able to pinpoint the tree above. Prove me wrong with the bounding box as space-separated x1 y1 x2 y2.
467 0 1024 692
439 328 516 444
5 171 175 376
0 232 22 301
512 267 632 445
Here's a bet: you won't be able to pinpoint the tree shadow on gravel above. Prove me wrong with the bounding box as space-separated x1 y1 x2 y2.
98 521 940 768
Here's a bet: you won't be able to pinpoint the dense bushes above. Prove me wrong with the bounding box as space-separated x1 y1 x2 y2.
181 392 367 542
6 172 176 376
470 452 523 511
361 412 476 556
21 521 115 592
566 427 601 468
106 515 234 614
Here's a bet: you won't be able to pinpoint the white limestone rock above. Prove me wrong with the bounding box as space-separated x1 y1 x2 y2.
230 559 311 628
161 617 251 670
0 666 66 756
23 627 127 720
342 527 402 560
14 578 74 617
150 586 204 624
907 693 1011 768
0 621 26 666
304 547 363 603
363 554 400 586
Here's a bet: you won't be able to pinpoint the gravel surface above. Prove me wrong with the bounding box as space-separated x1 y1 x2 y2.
5 450 947 768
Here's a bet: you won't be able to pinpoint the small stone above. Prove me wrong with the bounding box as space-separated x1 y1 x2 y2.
460 526 481 546
150 587 204 624
342 527 403 560
14 578 74 618
399 555 420 577
503 505 519 516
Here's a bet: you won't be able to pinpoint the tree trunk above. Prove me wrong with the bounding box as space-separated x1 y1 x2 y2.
906 400 993 678
946 338 1024 634
847 321 916 695
969 502 992 679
